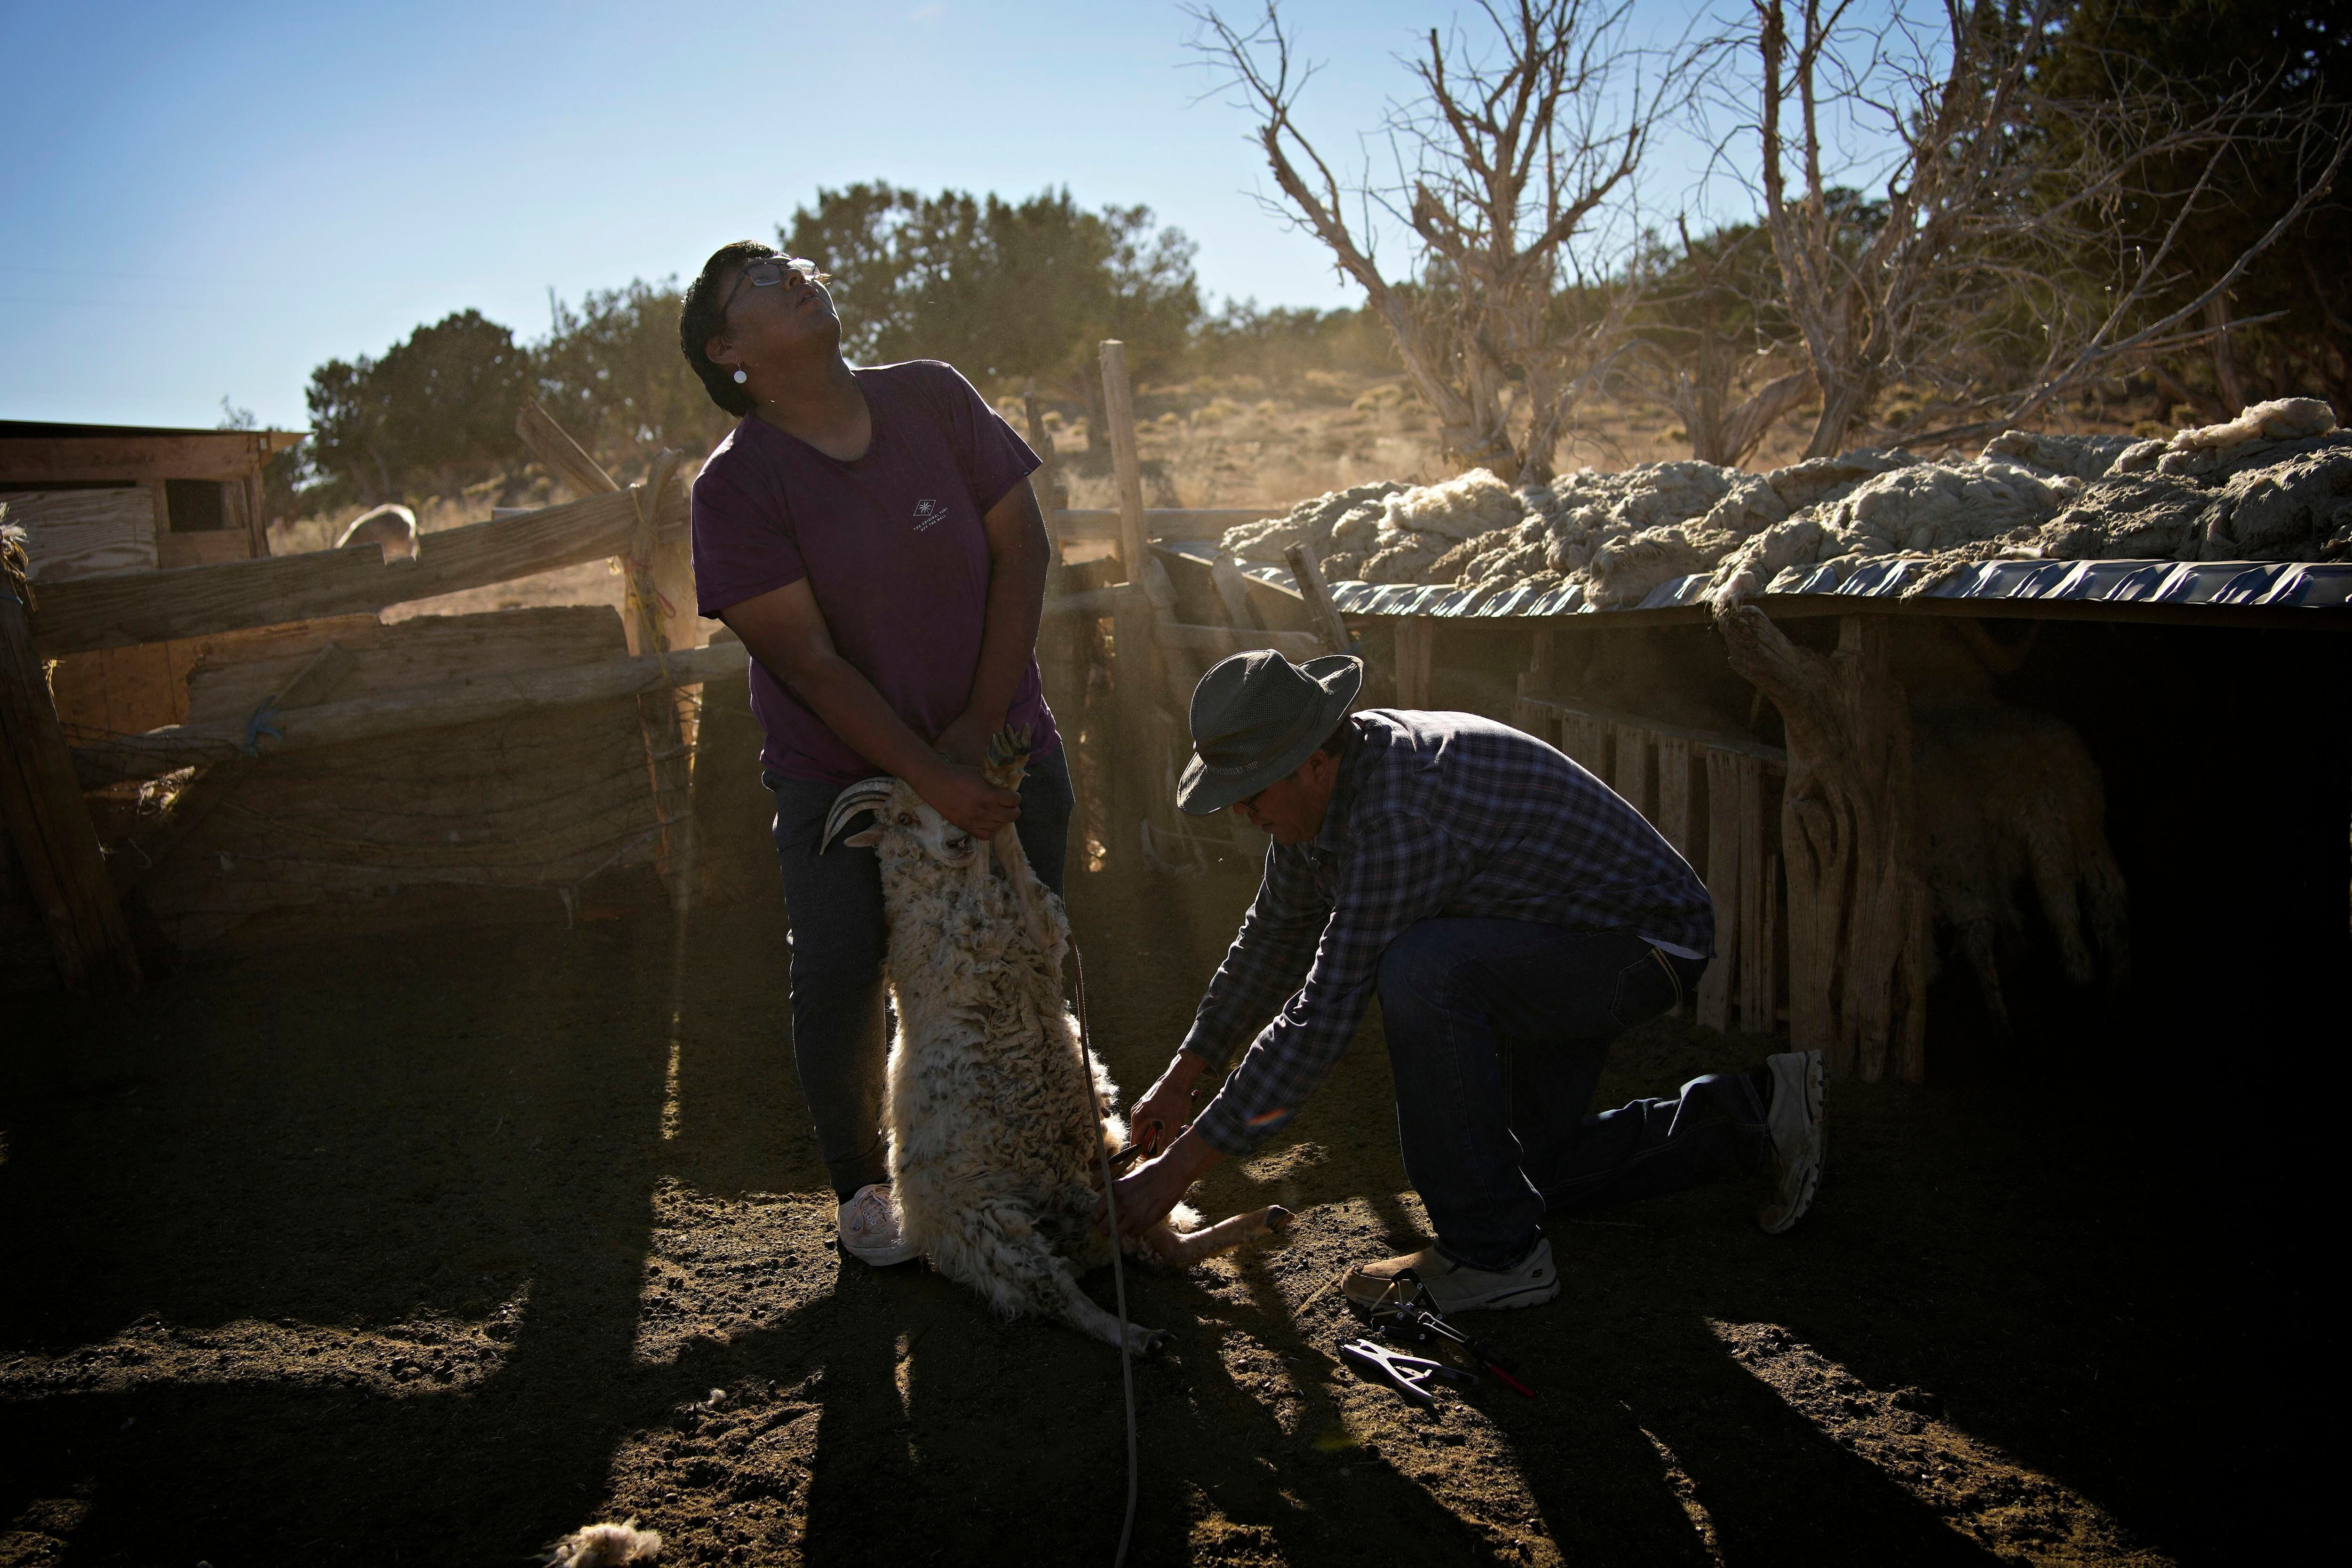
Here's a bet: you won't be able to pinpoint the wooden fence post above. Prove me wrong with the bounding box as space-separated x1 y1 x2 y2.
513 402 698 908
1097 342 1163 611
1736 753 1769 1033
1561 713 1611 778
1611 723 1652 820
1716 605 1929 1080
1099 341 1200 868
0 563 140 991
1393 617 1435 707
1282 543 1353 658
1698 748 1741 1033
629 451 696 908
1022 379 1069 516
1654 736 1693 859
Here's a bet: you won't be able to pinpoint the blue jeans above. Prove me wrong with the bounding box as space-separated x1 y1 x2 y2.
766 750 1073 1197
1376 918 1768 1270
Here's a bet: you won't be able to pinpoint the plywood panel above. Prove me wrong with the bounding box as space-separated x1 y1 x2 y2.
5 489 158 580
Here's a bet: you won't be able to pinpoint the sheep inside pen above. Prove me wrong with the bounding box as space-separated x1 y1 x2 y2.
821 728 1290 1353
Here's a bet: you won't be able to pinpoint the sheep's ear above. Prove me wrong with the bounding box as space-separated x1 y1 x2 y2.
840 827 883 848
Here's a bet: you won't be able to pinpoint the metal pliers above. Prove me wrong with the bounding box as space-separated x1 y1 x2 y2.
1337 1337 1478 1408
1369 1297 1538 1399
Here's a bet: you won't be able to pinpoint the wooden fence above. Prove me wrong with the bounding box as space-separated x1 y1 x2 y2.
0 404 710 988
1511 639 1788 1036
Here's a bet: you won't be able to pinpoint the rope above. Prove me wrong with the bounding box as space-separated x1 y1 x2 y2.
1069 944 1138 1568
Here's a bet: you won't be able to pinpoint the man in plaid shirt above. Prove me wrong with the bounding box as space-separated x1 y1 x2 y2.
1107 650 1827 1312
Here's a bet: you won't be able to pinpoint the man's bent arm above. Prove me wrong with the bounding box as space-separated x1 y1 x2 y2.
1188 813 1468 1155
1179 846 1328 1068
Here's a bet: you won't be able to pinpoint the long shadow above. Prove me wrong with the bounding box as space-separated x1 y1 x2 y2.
1 914 701 1562
4 841 2315 1564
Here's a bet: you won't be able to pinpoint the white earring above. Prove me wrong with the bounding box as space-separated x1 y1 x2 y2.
731 368 748 384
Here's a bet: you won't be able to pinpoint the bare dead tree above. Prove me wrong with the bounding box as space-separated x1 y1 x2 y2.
1189 0 1681 483
1740 0 2349 458
1628 217 1816 465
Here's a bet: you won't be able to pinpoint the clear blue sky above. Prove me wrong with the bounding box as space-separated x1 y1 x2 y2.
0 0 1764 431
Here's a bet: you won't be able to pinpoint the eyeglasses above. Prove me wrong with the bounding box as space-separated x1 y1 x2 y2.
1233 779 1279 816
720 255 824 315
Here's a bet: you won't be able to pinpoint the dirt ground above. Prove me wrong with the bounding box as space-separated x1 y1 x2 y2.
0 819 2320 1567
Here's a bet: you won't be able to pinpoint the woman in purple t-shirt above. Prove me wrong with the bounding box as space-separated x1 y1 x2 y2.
677 241 1070 1267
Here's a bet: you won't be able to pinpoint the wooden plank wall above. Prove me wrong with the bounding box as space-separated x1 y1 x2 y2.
132 607 666 952
5 488 159 579
1513 686 1787 1035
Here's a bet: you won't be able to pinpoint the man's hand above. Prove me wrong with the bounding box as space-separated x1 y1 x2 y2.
1100 1130 1223 1238
914 760 1021 840
933 709 997 768
1128 1051 1209 1159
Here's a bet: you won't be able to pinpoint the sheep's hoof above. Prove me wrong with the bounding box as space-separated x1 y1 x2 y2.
1127 1325 1175 1357
985 726 1033 769
1264 1205 1295 1232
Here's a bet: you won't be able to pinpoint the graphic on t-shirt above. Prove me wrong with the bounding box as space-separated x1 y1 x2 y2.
911 498 947 532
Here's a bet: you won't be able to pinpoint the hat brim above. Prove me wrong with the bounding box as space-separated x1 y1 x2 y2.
1175 655 1364 815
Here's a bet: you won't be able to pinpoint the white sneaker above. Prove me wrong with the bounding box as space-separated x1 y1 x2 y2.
837 1183 920 1266
1757 1051 1825 1234
1341 1236 1560 1313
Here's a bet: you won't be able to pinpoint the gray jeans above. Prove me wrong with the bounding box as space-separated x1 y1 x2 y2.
765 751 1074 1197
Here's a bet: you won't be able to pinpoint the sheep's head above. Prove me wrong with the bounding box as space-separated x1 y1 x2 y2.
822 776 979 867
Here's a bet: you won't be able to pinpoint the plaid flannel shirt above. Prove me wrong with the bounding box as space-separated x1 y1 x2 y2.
1181 708 1714 1156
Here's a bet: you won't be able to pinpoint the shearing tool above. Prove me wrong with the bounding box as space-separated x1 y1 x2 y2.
1337 1338 1480 1409
1369 1293 1539 1400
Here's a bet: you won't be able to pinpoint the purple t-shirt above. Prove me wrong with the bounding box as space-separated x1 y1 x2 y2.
690 360 1057 784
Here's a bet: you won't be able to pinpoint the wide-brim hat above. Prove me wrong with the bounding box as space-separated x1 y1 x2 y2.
1176 649 1364 815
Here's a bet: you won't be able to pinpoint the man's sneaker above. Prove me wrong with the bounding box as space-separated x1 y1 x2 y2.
837 1183 920 1266
1757 1050 1825 1234
1341 1235 1559 1313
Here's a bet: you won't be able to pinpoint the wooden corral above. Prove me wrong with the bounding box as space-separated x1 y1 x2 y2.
1060 342 2351 1083
8 375 2344 1086
0 409 716 992
3 421 306 750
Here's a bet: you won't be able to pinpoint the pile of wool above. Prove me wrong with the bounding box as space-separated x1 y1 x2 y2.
1216 480 1413 572
1979 430 2142 481
1973 400 2351 567
2108 397 2336 479
1353 468 1529 582
543 1520 661 1567
1211 398 2349 610
1712 410 2352 601
1704 455 2082 602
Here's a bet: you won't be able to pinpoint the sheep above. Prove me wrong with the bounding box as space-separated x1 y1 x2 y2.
335 503 418 562
822 729 1289 1354
1901 627 2131 1029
